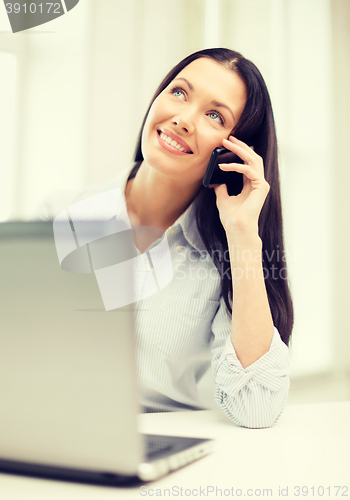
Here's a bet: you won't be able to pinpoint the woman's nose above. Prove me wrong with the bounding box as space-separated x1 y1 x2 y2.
172 110 195 134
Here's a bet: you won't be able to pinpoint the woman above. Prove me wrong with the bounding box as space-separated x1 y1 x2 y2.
39 48 293 428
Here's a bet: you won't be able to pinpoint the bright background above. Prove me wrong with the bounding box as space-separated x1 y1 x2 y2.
0 0 349 403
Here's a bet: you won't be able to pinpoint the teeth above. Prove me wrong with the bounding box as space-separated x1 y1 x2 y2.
159 132 188 152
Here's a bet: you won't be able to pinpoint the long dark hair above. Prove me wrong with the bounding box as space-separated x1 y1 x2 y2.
132 48 293 346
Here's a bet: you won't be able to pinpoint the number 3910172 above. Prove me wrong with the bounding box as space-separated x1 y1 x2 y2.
5 3 62 14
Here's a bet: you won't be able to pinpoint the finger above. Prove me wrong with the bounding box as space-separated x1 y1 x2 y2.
222 138 259 166
218 162 263 182
227 135 255 153
213 183 229 200
243 172 250 188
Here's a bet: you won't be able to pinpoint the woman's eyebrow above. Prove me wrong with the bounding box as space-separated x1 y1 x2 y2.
173 77 235 122
175 77 194 91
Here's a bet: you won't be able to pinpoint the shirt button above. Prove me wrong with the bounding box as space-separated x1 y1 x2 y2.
176 246 183 252
143 255 151 271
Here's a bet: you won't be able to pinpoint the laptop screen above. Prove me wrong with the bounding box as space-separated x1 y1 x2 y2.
0 221 143 476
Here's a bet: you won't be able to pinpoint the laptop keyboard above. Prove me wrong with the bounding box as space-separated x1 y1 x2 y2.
138 434 213 481
145 440 173 459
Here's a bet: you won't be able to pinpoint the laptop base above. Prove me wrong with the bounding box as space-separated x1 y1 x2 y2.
0 434 213 485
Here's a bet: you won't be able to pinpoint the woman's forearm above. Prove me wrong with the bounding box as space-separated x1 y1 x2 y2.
227 228 274 369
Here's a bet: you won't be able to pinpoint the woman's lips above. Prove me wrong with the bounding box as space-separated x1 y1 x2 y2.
157 129 193 155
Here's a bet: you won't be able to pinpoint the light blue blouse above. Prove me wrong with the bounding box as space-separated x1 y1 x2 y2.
37 165 290 429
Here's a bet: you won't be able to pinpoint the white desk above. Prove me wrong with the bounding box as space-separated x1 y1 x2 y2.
1 401 349 499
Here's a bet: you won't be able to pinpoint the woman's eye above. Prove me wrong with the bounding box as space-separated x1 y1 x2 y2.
171 87 186 99
208 111 224 125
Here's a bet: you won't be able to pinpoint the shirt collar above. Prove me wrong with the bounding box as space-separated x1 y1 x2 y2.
173 196 207 254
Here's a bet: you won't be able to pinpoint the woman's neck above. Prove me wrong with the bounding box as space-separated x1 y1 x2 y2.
125 161 201 231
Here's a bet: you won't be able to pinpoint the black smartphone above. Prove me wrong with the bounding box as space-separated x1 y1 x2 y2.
203 147 244 196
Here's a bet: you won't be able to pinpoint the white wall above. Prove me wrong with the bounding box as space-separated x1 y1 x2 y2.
0 52 17 221
280 0 333 376
0 0 91 218
331 0 350 378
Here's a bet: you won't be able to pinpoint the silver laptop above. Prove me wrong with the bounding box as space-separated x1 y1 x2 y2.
0 221 213 484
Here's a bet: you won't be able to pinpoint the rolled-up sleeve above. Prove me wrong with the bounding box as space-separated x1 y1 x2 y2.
211 297 290 428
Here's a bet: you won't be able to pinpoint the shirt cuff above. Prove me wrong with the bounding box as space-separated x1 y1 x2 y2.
215 327 290 396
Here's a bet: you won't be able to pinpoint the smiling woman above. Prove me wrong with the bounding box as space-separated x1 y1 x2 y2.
38 48 293 429
127 48 293 427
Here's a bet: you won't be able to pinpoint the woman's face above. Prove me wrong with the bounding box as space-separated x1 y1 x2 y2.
141 57 247 186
